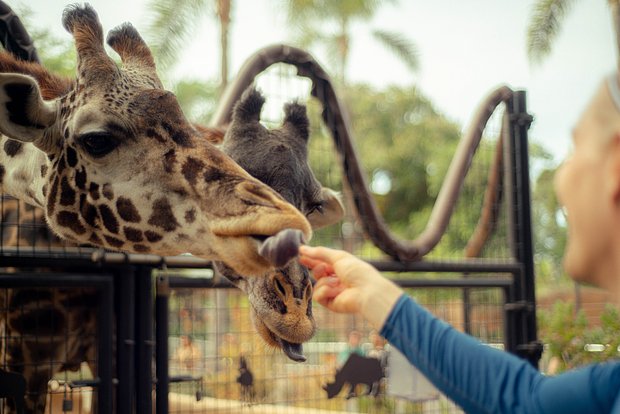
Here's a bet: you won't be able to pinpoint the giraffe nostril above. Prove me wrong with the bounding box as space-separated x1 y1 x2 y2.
274 278 286 298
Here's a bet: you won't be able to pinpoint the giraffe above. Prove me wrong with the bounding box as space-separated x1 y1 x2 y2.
0 4 312 277
0 87 345 411
0 3 325 412
0 198 99 414
215 87 344 361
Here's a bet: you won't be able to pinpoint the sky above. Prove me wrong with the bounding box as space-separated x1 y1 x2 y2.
20 0 616 162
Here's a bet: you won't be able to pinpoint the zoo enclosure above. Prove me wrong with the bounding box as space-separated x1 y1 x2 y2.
0 3 539 412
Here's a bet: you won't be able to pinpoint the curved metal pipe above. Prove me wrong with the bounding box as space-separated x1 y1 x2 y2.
212 44 514 261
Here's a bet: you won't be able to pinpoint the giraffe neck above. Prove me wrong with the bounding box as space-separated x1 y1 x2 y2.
0 136 49 209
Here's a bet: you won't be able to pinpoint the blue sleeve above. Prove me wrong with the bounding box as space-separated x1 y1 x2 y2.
380 294 620 414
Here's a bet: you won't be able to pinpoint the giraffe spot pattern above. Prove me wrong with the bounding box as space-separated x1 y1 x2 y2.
147 197 179 232
133 244 150 253
104 235 124 248
89 182 100 200
203 167 226 183
59 176 76 206
163 150 176 174
79 195 99 227
144 230 163 243
66 146 78 168
98 204 119 234
102 183 114 200
123 226 143 242
88 232 102 246
9 308 66 336
184 208 196 223
47 176 60 217
146 127 166 144
3 140 23 157
116 197 141 222
181 157 204 186
56 211 86 235
75 168 87 190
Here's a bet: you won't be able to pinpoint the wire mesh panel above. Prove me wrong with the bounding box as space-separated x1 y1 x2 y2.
166 281 507 414
157 46 531 413
0 195 98 261
0 274 113 414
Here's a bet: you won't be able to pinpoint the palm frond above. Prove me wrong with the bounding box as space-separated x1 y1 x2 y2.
526 0 577 64
372 29 419 72
144 0 209 71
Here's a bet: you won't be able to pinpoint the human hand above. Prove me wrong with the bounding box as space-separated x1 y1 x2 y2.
299 245 403 328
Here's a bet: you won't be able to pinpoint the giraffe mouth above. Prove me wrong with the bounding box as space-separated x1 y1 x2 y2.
279 339 306 362
262 321 307 362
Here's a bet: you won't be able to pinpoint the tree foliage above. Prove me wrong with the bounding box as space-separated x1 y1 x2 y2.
539 301 620 373
283 0 418 82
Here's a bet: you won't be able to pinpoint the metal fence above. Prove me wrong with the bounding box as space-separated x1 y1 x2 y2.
0 6 538 411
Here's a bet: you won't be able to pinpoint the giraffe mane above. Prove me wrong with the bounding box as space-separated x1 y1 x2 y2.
0 51 73 100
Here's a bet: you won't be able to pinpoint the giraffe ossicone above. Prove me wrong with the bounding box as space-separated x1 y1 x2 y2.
0 3 312 276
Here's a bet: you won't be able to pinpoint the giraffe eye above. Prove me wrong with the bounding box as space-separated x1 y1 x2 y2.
306 203 324 216
78 132 119 158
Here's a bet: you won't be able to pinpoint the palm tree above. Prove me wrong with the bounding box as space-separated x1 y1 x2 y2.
527 0 620 64
144 0 232 93
283 0 419 83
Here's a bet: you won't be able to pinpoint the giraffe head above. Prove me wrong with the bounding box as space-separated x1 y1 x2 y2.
0 4 311 276
216 88 344 361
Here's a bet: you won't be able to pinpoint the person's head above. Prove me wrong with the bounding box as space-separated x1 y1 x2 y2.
554 72 620 293
369 330 386 349
347 330 362 346
180 335 192 347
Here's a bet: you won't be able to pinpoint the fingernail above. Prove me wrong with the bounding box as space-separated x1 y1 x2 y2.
325 276 339 286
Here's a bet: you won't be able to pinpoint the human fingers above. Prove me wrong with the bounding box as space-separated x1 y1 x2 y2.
298 255 330 271
299 245 348 267
310 262 335 279
313 280 345 308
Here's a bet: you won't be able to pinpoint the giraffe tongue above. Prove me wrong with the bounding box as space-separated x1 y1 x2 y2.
258 229 306 268
280 339 306 362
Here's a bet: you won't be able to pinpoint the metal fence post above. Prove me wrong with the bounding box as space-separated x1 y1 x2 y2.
156 272 170 414
135 266 154 413
505 90 543 367
116 267 136 414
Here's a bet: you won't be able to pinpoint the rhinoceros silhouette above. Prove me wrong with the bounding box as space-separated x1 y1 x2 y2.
323 353 384 399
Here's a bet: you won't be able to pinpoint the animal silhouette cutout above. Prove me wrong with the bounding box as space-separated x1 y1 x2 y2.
323 353 385 399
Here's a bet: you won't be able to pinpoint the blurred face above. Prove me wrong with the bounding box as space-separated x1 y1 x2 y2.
554 80 620 289
349 331 361 346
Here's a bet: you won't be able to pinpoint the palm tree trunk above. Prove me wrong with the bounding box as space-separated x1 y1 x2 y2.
217 0 231 94
610 0 620 66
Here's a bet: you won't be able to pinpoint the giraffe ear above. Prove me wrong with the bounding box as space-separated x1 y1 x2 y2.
0 74 58 144
307 188 345 229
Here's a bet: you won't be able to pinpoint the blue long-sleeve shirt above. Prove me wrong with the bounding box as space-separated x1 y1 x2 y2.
380 294 620 413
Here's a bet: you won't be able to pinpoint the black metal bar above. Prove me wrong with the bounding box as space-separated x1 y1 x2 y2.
369 259 522 273
116 267 135 414
506 90 541 368
0 272 111 286
155 274 170 414
389 277 513 289
135 266 154 414
463 284 472 335
97 275 114 414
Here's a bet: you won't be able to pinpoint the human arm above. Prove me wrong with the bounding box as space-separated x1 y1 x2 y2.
384 294 620 413
299 245 620 413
